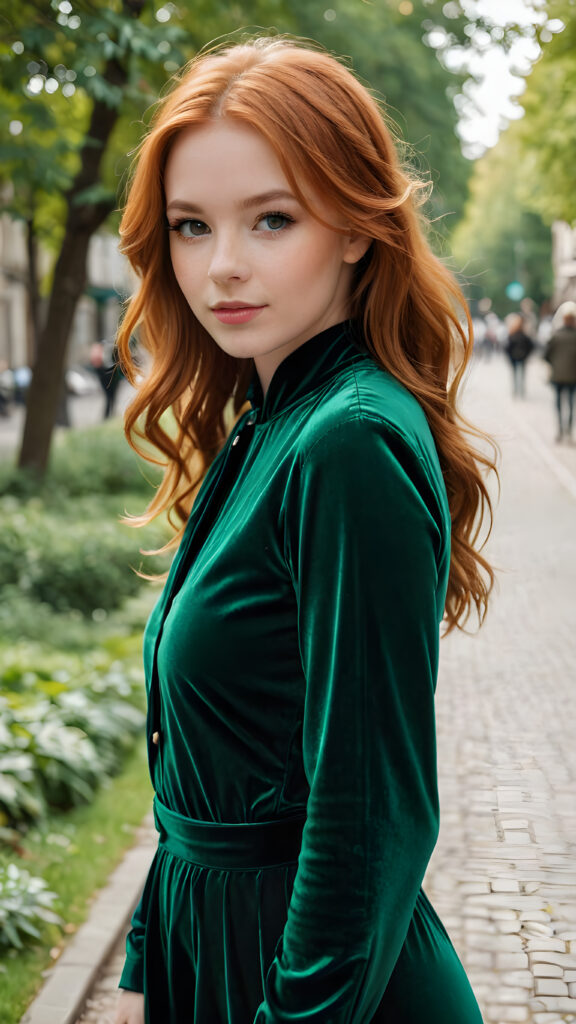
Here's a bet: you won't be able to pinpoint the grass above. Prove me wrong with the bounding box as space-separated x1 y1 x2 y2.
0 741 153 1024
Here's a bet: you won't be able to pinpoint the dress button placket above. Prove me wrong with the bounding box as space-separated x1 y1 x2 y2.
150 411 256 759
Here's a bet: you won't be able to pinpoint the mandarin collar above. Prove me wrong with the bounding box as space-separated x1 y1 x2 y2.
247 321 365 423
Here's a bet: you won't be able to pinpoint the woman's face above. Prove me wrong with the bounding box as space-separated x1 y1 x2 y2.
164 119 369 392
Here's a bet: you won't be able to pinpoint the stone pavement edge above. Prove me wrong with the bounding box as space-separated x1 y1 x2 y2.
19 820 155 1024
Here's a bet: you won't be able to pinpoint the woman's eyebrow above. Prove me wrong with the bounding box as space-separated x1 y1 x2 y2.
165 199 203 214
165 189 298 215
240 189 297 209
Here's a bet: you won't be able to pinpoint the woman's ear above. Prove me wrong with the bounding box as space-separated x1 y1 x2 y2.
343 232 372 265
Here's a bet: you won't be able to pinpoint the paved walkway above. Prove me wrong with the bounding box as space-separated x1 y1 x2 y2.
17 352 576 1024
425 353 576 1023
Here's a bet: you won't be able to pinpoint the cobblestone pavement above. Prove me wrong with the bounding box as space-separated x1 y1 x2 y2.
76 352 576 1024
426 354 576 1024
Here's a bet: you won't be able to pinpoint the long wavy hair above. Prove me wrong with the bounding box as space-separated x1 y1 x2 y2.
117 36 497 633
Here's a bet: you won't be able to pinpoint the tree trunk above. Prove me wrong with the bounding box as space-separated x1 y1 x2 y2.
18 144 119 471
25 216 41 366
17 0 145 474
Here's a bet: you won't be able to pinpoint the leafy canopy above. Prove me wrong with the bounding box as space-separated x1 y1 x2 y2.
0 0 484 249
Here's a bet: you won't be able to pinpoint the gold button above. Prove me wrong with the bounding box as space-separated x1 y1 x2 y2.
152 731 160 745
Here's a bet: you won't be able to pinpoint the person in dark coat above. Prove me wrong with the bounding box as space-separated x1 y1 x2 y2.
90 340 123 419
545 304 576 442
505 313 534 398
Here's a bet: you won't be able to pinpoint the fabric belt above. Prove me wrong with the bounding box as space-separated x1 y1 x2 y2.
153 796 306 870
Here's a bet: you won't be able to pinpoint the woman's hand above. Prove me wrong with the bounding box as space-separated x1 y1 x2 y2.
114 990 145 1024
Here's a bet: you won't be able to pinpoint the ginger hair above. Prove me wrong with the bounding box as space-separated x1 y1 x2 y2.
117 36 497 633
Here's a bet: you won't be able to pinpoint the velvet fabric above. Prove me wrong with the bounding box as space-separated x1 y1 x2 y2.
119 322 483 1022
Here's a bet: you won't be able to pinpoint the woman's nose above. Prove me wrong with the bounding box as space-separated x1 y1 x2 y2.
208 232 250 283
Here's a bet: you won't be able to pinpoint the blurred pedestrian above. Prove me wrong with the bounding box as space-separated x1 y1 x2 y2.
0 361 10 417
505 314 534 398
483 311 502 358
544 303 576 442
90 339 123 419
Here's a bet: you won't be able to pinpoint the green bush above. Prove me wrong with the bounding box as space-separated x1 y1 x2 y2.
0 465 45 502
0 417 171 625
0 745 43 829
0 591 95 651
0 499 149 616
0 587 161 652
0 863 61 949
20 524 143 616
48 421 162 498
0 654 146 829
0 645 145 703
0 425 162 962
0 505 29 588
0 420 162 501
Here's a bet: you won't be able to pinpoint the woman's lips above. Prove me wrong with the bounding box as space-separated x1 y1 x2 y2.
211 305 266 325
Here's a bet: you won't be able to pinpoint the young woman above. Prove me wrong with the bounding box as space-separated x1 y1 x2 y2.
114 37 495 1024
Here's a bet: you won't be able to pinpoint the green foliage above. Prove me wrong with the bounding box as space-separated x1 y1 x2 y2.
450 127 553 316
0 587 160 657
0 503 144 616
48 419 162 497
446 5 575 315
0 0 187 238
0 745 152 1019
0 586 159 656
0 863 61 950
278 0 472 227
0 747 42 834
0 422 160 829
0 419 166 617
0 653 145 829
0 421 158 967
0 0 519 258
0 418 162 500
513 0 576 225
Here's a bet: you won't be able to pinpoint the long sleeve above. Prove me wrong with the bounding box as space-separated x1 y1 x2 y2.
119 903 145 991
254 414 450 1023
118 852 160 992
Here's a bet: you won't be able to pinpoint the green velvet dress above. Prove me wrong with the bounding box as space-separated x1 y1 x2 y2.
119 322 484 1023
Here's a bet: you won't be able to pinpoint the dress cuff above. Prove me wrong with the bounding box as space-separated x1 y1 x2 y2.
118 956 144 993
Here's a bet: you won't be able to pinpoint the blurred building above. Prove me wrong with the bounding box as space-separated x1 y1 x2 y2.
0 213 39 370
552 221 576 305
0 213 130 371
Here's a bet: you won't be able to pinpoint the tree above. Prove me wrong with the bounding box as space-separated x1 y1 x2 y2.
514 0 576 224
267 0 472 231
450 129 553 315
448 0 573 316
0 0 187 473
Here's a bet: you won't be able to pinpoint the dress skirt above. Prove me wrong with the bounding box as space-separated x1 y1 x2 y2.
136 799 483 1023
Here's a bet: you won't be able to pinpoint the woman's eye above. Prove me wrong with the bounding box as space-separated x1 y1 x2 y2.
171 220 210 238
256 213 293 232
